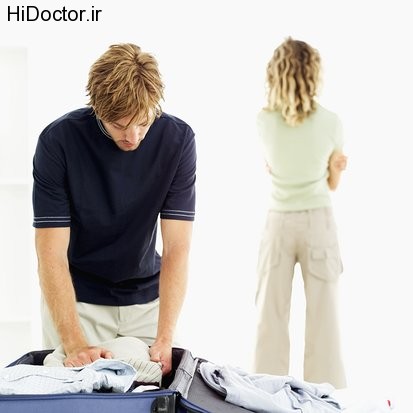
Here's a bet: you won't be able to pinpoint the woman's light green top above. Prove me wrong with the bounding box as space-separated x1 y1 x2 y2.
257 103 343 211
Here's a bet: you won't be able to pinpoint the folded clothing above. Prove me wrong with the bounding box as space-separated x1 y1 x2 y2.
0 358 137 395
44 336 162 385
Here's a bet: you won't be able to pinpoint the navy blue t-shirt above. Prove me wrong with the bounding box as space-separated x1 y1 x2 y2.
32 107 196 305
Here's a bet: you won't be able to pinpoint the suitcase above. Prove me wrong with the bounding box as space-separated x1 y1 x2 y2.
0 348 254 413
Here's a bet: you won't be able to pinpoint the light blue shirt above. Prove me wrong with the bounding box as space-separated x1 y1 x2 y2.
200 361 342 413
0 359 136 395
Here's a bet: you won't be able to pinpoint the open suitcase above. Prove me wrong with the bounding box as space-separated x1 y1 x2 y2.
0 348 254 413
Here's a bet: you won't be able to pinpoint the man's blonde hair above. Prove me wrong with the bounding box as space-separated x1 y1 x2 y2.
87 43 164 126
266 37 321 126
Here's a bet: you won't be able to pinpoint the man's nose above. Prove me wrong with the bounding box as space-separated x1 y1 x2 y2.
124 126 141 143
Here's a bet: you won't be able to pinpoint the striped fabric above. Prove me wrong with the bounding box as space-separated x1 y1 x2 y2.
44 337 162 385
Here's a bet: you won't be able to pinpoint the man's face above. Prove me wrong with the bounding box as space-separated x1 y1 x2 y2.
102 114 154 151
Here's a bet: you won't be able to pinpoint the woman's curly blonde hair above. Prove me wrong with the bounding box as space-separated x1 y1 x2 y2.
266 37 321 126
87 43 164 127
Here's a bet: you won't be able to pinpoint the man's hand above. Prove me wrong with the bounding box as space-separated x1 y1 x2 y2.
64 346 113 367
149 341 172 375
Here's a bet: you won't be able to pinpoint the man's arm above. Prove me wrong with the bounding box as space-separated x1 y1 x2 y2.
149 219 193 375
327 150 347 191
35 227 112 366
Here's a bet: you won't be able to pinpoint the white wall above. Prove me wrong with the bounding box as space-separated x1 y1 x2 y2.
1 0 412 408
0 47 34 366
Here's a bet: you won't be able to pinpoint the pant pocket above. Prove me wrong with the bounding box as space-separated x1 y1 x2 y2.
307 243 343 282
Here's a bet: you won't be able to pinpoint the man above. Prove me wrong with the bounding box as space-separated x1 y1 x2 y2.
32 43 196 375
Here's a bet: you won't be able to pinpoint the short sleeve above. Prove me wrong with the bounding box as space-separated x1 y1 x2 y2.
160 130 196 221
32 131 71 228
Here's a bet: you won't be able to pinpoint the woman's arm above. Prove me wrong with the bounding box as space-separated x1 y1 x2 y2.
327 151 347 190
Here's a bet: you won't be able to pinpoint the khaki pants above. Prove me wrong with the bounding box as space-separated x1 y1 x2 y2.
254 207 347 388
41 298 160 348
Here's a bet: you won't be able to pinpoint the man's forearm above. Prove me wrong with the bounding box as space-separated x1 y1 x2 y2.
36 228 88 356
39 261 88 353
156 250 189 344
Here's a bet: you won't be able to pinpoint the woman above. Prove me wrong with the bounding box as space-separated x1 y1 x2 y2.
253 37 347 389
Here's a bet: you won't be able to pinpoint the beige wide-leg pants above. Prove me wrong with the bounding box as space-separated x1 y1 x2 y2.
254 207 347 389
41 298 160 349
